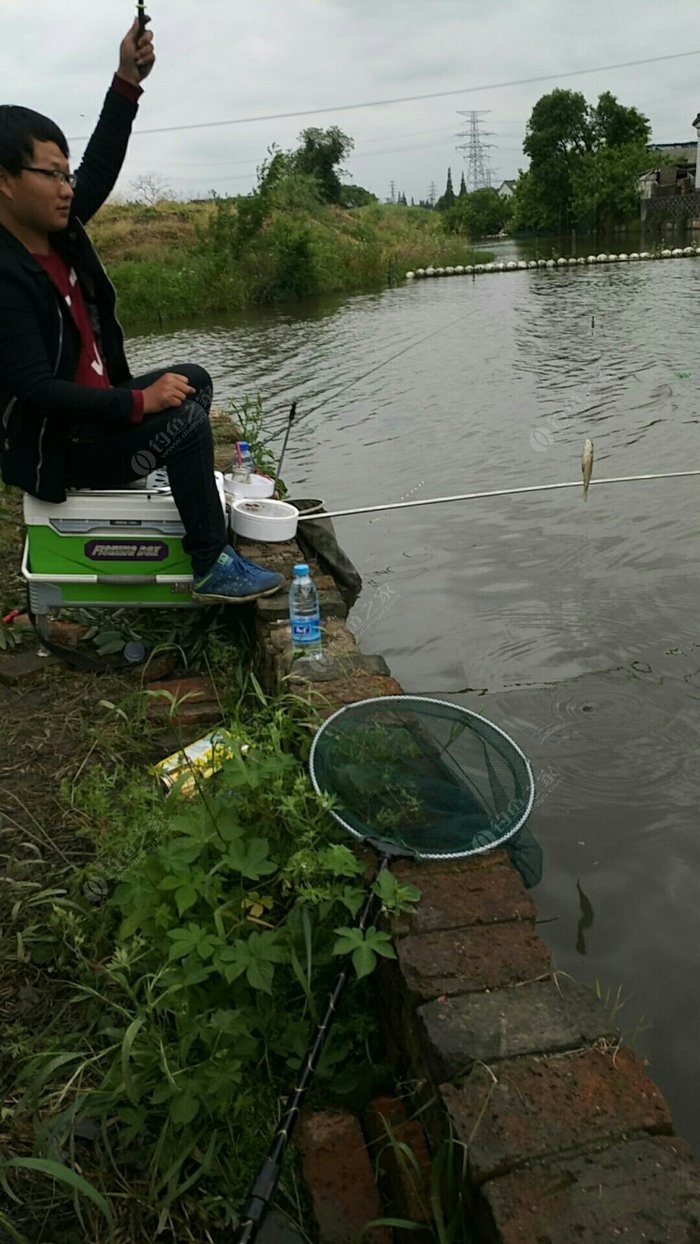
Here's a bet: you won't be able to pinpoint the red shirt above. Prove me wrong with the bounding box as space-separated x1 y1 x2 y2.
34 249 144 423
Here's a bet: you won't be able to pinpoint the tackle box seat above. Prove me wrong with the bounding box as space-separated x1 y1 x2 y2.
22 471 227 618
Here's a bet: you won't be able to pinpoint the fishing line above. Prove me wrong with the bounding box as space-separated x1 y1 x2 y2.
270 304 475 441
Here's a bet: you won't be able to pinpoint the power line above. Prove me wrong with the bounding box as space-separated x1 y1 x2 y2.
68 47 700 141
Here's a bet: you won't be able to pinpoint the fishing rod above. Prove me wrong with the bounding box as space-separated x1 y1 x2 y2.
295 468 700 522
273 400 296 491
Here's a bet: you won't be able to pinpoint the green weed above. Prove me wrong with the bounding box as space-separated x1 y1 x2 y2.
3 685 418 1240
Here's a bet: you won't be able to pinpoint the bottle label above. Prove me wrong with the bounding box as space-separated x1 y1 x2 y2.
291 616 321 645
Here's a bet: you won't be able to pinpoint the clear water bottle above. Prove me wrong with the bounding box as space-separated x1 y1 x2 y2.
232 441 255 483
289 563 323 664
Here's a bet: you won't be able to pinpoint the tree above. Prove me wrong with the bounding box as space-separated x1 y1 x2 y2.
340 184 378 208
129 172 172 206
520 89 592 230
291 126 354 204
571 140 651 230
436 167 456 210
443 187 511 238
593 91 650 149
515 88 652 232
459 171 467 197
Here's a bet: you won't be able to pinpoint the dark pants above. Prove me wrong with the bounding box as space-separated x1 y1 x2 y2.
65 364 227 576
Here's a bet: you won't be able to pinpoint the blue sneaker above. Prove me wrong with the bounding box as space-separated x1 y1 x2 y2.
192 545 284 603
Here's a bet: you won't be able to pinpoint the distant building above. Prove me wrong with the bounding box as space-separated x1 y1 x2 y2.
639 132 700 222
496 180 516 198
649 141 697 164
637 141 697 199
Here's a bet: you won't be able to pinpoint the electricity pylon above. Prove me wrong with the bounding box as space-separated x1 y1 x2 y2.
456 110 494 191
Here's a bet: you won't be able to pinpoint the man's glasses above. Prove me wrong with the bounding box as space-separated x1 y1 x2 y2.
21 167 77 189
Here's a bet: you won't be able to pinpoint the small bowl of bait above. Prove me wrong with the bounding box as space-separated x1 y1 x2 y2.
230 498 299 542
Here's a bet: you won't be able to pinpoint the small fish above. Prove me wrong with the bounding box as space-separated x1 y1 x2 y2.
581 438 594 500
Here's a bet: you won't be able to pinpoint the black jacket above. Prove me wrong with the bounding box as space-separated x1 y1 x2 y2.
0 81 140 503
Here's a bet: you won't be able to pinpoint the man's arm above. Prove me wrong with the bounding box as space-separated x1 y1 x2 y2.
71 19 155 225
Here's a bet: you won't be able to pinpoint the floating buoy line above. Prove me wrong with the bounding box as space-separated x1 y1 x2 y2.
405 247 700 280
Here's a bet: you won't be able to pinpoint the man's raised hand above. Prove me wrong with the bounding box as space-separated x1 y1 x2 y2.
117 16 155 86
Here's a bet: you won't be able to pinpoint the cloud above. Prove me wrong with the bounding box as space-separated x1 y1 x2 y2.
2 0 699 201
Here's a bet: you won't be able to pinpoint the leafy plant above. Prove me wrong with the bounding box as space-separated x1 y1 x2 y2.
0 618 21 651
226 393 282 484
8 695 413 1236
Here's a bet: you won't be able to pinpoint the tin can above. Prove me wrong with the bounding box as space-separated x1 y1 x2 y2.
153 729 245 797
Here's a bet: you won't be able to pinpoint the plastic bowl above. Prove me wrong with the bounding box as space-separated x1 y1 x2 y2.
223 473 275 501
231 498 299 542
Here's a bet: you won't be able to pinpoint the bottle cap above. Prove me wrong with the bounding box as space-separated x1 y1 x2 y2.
239 441 250 452
124 641 146 664
293 563 310 576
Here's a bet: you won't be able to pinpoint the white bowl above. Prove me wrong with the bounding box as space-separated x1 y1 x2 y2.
231 498 299 542
224 472 275 500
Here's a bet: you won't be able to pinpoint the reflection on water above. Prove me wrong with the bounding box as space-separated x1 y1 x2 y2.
127 257 700 1149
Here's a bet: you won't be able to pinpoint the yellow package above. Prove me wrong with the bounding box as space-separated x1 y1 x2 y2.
153 729 245 797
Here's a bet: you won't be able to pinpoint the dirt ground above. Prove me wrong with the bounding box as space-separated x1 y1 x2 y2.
0 415 239 836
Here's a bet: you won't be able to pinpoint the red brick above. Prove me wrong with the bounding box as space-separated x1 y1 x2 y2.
141 651 178 682
391 851 511 881
397 923 550 1004
47 619 90 647
147 675 216 699
302 672 405 718
295 1111 390 1244
480 1135 700 1244
441 1046 673 1185
364 1096 433 1230
396 863 535 935
417 979 616 1084
146 676 221 727
236 537 300 568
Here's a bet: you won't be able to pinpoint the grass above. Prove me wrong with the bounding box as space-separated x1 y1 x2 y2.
87 200 494 327
0 412 405 1242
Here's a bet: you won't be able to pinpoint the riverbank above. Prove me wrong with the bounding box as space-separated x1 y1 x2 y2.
89 200 493 326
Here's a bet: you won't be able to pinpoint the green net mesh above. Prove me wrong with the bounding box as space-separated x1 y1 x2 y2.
309 696 535 860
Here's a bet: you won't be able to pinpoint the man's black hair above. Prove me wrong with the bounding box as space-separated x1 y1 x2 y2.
0 106 69 175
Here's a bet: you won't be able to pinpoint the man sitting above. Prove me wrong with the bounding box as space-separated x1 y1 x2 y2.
0 17 283 603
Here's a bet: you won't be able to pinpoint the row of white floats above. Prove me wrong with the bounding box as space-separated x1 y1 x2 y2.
406 248 700 279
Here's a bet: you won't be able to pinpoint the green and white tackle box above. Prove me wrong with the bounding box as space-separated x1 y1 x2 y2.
22 471 227 618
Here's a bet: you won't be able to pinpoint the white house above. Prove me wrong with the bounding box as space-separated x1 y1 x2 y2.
496 180 516 198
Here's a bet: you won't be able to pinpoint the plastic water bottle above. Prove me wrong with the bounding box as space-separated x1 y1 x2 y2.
289 563 323 664
232 441 255 483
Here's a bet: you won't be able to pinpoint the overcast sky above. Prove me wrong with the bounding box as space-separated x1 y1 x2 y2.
4 0 700 203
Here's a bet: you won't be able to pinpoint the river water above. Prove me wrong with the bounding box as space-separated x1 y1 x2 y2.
127 253 700 1148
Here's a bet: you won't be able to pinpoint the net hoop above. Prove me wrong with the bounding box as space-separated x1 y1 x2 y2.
309 694 536 860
